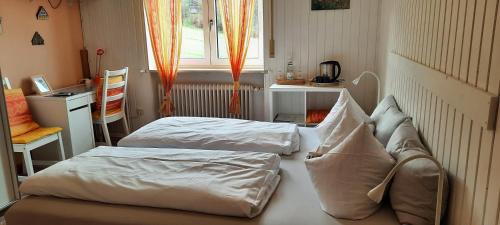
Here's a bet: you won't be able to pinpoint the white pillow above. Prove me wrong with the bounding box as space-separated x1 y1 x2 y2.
374 106 408 146
371 95 399 121
390 148 449 225
316 89 370 142
386 118 427 158
316 100 373 154
305 123 395 220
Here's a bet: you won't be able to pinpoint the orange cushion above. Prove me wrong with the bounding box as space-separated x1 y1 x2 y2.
306 109 330 124
11 127 62 144
4 89 40 136
95 76 125 114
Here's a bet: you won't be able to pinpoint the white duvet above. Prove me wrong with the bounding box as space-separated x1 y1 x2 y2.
118 117 300 155
19 146 281 218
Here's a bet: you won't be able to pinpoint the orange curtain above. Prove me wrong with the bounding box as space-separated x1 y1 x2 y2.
144 0 183 117
218 0 256 115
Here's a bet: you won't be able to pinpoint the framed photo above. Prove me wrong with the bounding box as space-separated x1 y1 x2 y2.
31 75 53 95
311 0 350 10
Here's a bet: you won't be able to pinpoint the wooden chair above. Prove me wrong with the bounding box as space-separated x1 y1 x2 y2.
4 88 65 177
93 67 130 146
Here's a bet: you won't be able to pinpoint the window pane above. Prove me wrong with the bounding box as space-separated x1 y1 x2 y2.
181 0 205 59
216 1 260 59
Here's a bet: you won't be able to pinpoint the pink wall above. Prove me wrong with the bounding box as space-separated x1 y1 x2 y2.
0 0 84 94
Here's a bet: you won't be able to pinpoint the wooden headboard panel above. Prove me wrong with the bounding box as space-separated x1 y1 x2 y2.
389 53 499 130
387 52 499 225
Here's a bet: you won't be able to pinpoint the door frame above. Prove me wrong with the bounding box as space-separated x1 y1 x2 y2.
0 71 20 213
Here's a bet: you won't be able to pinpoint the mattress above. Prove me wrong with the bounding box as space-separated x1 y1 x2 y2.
117 117 300 155
5 128 399 225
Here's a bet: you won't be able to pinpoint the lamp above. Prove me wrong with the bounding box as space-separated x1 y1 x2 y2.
367 154 445 225
352 71 381 103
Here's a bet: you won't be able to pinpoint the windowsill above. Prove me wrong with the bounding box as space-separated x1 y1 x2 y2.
148 67 266 74
179 68 265 73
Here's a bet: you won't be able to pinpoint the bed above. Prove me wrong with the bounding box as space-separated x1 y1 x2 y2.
117 117 300 155
5 127 399 225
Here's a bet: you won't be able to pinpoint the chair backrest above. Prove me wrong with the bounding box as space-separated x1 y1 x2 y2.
3 89 40 137
2 77 11 90
97 67 129 119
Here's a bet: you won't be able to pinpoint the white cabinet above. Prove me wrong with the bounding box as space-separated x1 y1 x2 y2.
268 84 344 126
26 87 95 159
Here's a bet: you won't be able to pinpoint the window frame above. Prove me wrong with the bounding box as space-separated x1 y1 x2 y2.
208 0 264 68
145 0 264 70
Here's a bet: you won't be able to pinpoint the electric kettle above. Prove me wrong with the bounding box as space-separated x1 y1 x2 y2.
317 61 341 83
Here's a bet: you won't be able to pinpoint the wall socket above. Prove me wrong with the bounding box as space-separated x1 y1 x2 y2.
136 108 144 117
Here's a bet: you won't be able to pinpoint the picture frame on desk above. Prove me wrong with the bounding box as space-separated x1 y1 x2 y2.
31 75 53 96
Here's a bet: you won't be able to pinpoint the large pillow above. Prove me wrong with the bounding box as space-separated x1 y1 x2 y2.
371 95 398 121
305 123 395 220
316 89 369 142
390 148 449 225
386 118 427 158
316 100 372 154
374 106 408 146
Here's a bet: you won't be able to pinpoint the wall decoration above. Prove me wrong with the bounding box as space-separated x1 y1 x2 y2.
31 32 45 45
48 0 63 9
0 17 4 35
36 6 49 20
311 0 350 10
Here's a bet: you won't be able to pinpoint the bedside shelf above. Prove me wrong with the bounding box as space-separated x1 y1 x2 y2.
268 84 344 126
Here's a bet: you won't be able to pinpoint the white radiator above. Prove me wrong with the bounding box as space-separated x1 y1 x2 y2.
159 83 260 120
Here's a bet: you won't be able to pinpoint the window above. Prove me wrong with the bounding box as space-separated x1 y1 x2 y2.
146 0 264 70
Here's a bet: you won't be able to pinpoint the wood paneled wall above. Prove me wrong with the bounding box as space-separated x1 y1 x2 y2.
264 0 380 116
377 0 500 224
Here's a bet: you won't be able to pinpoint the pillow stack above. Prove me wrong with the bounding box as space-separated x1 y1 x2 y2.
307 93 448 224
372 96 448 225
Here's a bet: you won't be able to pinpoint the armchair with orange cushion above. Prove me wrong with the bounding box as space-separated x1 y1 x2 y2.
4 88 65 177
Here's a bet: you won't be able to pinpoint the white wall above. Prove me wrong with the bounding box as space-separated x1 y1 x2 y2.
80 0 154 130
265 0 381 117
376 0 500 224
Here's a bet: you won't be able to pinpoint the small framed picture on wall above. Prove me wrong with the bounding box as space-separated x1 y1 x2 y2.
31 75 53 96
311 0 350 10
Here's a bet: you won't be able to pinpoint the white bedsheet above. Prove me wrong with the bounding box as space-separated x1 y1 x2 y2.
118 117 300 155
19 147 281 218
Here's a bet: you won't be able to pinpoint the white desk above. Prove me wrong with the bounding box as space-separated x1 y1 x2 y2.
26 85 96 159
268 84 344 126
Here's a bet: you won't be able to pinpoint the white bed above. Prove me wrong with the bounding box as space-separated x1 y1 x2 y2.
5 127 399 225
18 146 281 218
117 117 300 155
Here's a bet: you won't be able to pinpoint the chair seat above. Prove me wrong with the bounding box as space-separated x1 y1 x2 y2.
12 127 63 144
92 108 123 121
